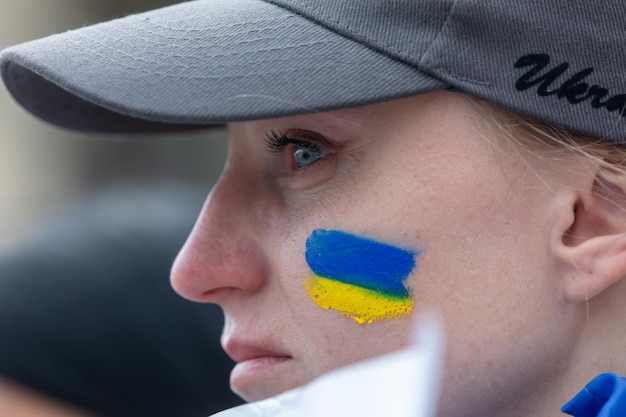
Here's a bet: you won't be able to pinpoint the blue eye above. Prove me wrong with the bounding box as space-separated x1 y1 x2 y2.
293 143 324 169
265 130 327 171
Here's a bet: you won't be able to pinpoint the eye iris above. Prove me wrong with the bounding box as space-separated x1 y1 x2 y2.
294 144 323 169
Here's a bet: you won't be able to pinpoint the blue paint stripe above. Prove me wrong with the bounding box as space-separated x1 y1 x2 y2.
305 229 417 296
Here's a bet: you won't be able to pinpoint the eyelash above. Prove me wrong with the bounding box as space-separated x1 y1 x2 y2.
264 130 310 152
265 128 335 176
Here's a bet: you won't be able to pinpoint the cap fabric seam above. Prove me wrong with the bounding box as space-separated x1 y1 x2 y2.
437 69 491 86
419 0 491 87
264 0 448 67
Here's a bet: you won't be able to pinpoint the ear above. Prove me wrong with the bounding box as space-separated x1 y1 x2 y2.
552 164 626 303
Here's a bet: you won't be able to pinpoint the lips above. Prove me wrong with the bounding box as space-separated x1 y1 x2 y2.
223 340 290 364
223 339 293 401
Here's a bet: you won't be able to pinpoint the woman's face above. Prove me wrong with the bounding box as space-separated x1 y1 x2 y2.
172 91 578 413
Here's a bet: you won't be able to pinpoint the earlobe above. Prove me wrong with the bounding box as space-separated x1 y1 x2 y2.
552 167 626 303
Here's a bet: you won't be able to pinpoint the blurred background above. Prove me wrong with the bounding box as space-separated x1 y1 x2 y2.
0 0 227 248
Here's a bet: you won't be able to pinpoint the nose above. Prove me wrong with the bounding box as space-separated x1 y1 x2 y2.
171 169 271 303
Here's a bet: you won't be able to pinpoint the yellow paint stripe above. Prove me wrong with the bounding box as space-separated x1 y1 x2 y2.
303 275 414 324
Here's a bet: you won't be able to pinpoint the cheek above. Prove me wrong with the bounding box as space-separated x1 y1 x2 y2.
351 140 558 344
302 229 420 325
410 181 567 396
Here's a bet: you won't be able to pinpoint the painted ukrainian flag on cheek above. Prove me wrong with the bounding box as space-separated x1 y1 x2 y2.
303 229 419 325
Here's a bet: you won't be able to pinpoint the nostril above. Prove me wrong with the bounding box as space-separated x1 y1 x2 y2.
201 288 222 298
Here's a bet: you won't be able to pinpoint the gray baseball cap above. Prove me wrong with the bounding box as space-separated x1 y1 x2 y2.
1 0 625 143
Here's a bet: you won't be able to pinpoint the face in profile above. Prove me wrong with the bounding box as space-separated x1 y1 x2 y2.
171 91 581 413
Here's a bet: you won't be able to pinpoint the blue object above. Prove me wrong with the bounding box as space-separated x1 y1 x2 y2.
562 373 626 417
305 229 418 296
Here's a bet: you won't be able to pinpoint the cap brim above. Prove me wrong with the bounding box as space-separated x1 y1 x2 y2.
0 0 446 133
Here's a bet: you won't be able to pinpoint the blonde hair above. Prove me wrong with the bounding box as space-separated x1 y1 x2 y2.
464 96 626 171
463 96 626 227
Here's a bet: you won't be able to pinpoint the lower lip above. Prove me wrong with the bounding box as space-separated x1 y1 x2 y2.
230 356 291 397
